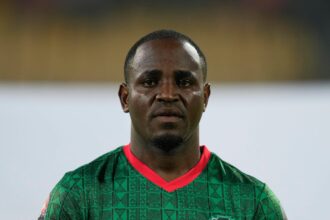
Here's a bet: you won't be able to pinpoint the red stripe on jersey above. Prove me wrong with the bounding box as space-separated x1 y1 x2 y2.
123 144 211 192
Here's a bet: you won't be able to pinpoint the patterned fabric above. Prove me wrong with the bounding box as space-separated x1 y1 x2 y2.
44 146 286 220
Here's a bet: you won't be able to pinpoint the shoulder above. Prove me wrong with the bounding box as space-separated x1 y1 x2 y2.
254 184 288 219
44 146 125 219
208 152 265 188
208 152 287 219
56 146 124 187
78 146 125 181
56 145 124 188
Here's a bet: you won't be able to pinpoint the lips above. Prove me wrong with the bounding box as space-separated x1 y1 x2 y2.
152 109 184 118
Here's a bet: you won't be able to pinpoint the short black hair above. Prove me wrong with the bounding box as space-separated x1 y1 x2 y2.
124 29 207 83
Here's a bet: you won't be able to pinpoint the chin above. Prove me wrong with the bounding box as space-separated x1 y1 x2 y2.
151 134 184 153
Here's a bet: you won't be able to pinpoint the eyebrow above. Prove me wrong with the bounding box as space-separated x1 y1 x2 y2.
175 70 195 79
139 69 162 78
137 69 196 80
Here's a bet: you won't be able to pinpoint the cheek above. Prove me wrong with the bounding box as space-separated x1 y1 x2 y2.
191 90 204 98
185 92 205 120
128 92 150 116
185 90 204 106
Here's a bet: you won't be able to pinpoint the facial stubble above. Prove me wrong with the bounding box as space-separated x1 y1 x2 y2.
151 134 184 153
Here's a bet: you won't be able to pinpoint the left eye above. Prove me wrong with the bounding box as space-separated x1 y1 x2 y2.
178 79 191 87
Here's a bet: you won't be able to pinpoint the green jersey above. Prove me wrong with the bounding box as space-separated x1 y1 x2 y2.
44 145 286 220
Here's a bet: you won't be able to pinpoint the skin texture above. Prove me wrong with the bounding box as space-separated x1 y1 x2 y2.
119 38 210 181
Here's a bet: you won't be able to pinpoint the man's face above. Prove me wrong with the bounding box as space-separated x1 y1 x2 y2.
120 38 210 151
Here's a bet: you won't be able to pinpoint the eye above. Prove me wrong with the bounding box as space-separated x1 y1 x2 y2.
143 78 157 87
177 79 192 87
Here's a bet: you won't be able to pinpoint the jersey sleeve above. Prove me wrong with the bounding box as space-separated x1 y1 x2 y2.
45 171 85 220
253 184 287 220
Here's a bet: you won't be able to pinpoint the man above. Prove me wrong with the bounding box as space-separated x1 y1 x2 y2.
40 30 286 219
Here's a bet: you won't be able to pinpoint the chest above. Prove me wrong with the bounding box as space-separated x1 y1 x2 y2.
85 172 256 220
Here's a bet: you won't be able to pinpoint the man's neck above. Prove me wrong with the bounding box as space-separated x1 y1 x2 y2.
130 137 201 182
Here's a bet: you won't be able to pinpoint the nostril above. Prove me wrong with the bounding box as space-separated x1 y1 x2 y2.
156 94 179 102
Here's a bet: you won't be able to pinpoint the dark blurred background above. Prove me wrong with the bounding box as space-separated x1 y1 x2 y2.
0 0 329 82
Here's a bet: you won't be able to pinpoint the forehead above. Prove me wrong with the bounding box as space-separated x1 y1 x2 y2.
131 38 202 74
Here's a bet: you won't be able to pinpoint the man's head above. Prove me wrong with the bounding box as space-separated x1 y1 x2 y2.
119 30 210 153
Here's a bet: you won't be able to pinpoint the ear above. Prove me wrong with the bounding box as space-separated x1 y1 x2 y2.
118 83 129 113
203 83 211 112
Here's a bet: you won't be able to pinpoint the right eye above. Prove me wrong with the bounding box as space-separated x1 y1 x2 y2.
143 78 157 87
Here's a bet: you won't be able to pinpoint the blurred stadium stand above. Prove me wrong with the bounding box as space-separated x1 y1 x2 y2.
0 0 329 82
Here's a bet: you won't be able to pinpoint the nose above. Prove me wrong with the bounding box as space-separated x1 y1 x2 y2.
156 80 179 103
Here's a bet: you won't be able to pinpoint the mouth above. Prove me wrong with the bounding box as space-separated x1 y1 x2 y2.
152 109 184 119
